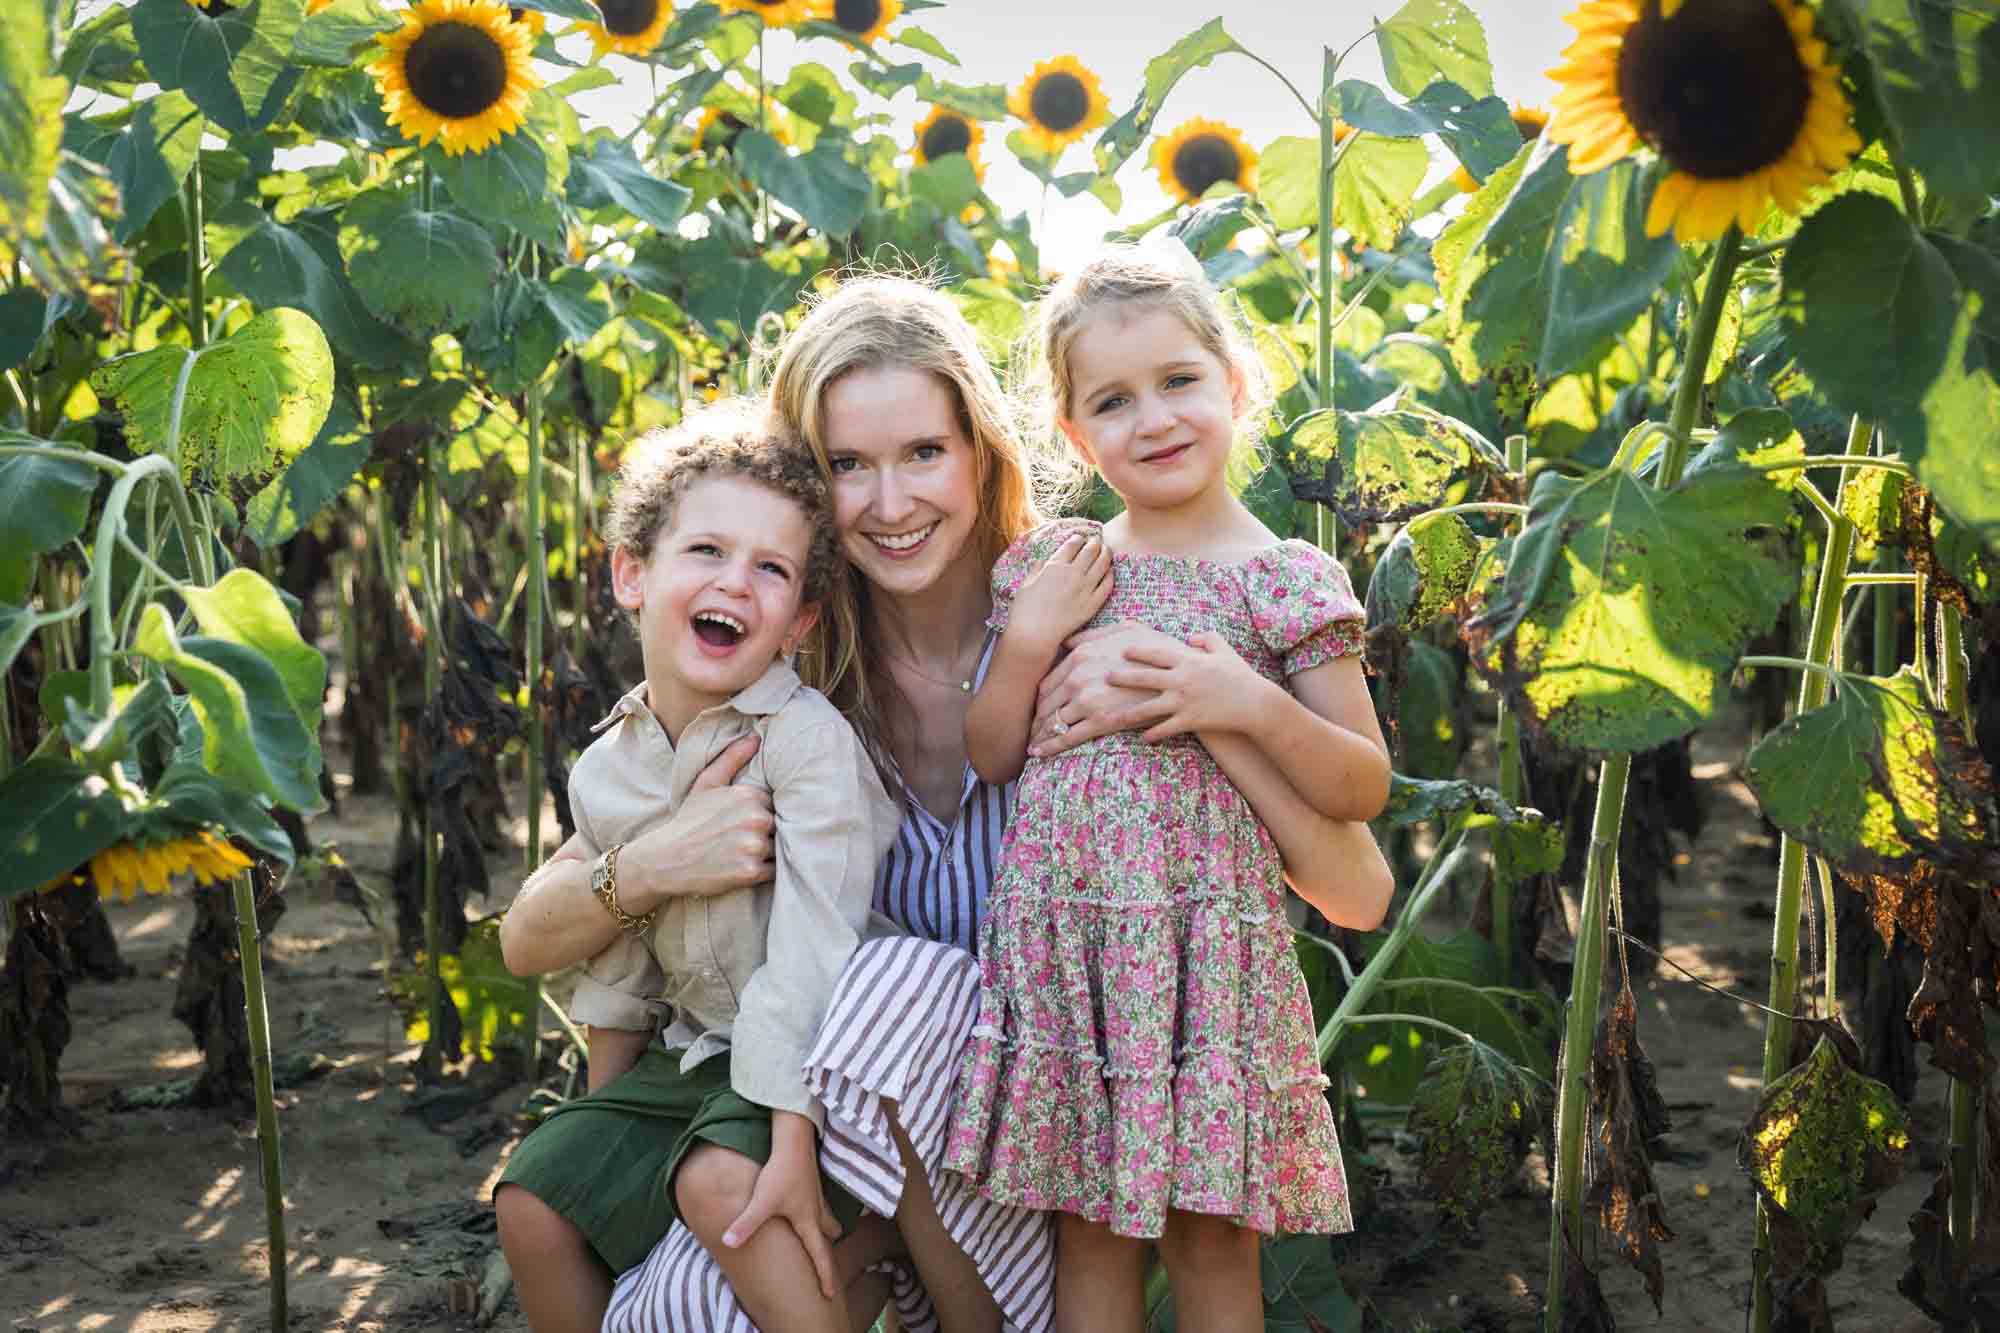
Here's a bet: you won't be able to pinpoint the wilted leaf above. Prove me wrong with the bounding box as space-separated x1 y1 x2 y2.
1900 1087 2000 1328
1584 986 1673 1314
1407 1041 1539 1223
1739 1035 1909 1277
1289 404 1485 524
1367 512 1489 635
1091 20 1244 178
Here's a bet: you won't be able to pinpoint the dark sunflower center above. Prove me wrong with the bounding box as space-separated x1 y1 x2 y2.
198 0 235 15
1171 133 1242 198
920 115 972 160
600 0 661 36
404 22 509 119
1512 112 1545 141
833 0 881 33
1615 0 1809 179
1029 72 1090 133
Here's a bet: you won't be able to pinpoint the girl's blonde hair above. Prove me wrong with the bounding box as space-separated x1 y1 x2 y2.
1028 241 1272 468
765 272 1064 774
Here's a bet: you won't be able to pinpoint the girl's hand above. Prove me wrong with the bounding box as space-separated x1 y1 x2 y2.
1028 621 1172 757
1007 533 1113 658
1106 630 1269 741
722 1113 843 1298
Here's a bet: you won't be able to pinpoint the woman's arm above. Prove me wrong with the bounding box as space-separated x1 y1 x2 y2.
499 734 775 977
585 1024 654 1094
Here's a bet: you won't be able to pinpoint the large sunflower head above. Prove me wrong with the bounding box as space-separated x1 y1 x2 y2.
718 0 821 27
580 0 674 57
371 0 542 156
1547 0 1862 241
913 105 985 182
829 0 898 43
77 829 253 901
1151 118 1257 206
1511 103 1550 141
1008 56 1111 156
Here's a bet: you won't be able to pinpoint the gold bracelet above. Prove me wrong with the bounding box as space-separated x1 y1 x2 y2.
591 842 655 935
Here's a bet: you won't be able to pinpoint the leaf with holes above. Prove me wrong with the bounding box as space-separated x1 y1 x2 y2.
1374 0 1493 98
1290 404 1481 524
1367 512 1488 634
1409 1041 1541 1224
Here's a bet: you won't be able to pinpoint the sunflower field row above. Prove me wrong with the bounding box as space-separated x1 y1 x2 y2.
2 0 1998 1327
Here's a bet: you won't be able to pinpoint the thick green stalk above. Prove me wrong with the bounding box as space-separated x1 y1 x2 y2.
571 424 588 662
1546 227 1745 1328
524 291 549 1076
421 436 445 1075
231 869 288 1331
183 159 206 349
1491 434 1529 985
1938 603 1978 1271
1315 46 1336 415
1749 421 1863 1333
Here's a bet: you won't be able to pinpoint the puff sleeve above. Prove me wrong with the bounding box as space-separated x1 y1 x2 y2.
985 517 1102 635
1248 540 1366 677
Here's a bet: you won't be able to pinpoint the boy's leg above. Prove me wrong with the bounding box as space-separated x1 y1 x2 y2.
1054 1213 1146 1333
675 1142 850 1333
842 1265 894 1333
494 1181 612 1333
882 1099 1002 1333
1156 1209 1261 1332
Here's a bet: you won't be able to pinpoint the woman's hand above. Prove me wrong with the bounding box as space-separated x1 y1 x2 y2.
1104 630 1269 742
1028 620 1171 757
722 1112 843 1299
1007 532 1113 657
616 734 774 914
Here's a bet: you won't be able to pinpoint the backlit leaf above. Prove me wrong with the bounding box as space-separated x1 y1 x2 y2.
131 0 305 136
1374 0 1494 99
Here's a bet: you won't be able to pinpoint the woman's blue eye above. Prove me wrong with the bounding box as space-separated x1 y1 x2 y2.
913 443 943 461
760 562 791 578
1094 394 1127 414
829 456 860 474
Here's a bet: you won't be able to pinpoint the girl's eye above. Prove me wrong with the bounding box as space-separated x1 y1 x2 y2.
759 562 791 578
1094 393 1127 414
690 542 721 556
828 456 860 474
913 443 944 461
1166 373 1196 389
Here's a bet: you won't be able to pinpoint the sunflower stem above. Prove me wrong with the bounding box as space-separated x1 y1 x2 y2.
1491 434 1528 987
1748 415 1864 1333
182 157 206 349
1936 599 1980 1273
1315 44 1336 417
420 433 446 1078
524 251 548 1077
231 867 289 1332
1547 220 1746 1332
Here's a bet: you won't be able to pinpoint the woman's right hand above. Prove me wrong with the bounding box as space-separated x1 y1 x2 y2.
1027 620 1174 758
617 734 775 914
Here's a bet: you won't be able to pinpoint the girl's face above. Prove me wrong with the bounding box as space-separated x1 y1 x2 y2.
820 364 983 600
1058 302 1241 518
611 473 819 729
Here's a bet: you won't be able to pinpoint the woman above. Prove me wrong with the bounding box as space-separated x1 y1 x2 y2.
499 274 1390 1332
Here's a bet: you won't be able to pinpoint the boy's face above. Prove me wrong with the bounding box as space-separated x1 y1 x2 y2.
612 473 820 730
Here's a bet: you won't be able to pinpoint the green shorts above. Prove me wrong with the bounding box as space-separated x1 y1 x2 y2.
497 1045 863 1275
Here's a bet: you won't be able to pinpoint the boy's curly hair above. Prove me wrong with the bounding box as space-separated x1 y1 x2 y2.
604 397 841 607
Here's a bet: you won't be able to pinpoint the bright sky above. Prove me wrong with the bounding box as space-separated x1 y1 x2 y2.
566 0 1578 268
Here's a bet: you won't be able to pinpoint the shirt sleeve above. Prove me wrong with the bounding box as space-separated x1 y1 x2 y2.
729 715 899 1126
985 517 1100 635
560 745 666 1033
1250 541 1366 677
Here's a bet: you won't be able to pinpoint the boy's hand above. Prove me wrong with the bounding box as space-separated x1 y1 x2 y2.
721 1113 841 1299
1009 532 1113 658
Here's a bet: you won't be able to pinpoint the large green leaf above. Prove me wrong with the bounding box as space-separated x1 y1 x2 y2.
1374 0 1493 99
1742 666 1997 882
431 95 568 250
1537 158 1680 380
0 441 101 601
66 91 204 244
1432 142 1531 381
678 240 808 342
1466 445 1797 752
179 568 327 736
243 392 369 548
1396 640 1465 779
0 757 130 900
1333 135 1429 251
1259 1235 1363 1333
1334 78 1518 182
90 307 334 490
290 0 399 66
131 0 305 136
734 131 871 238
132 603 323 814
151 764 293 866
0 286 47 372
1291 404 1482 524
0 1 66 243
567 135 693 233
1367 511 1487 635
210 203 419 369
1092 19 1244 177
1255 135 1319 233
337 188 499 334
57 5 145 96
1830 0 2000 213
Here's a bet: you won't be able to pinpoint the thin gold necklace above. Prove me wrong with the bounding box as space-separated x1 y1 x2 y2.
883 632 984 693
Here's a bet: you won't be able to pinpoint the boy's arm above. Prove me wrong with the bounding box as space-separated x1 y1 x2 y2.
585 1024 653 1094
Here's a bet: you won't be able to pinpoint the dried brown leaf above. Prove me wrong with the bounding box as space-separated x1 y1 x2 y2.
1583 986 1673 1314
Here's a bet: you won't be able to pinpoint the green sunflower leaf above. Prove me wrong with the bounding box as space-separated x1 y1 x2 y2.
243 392 371 549
0 440 101 589
337 188 500 333
1464 446 1797 753
1396 640 1465 780
1332 79 1518 182
0 757 131 901
429 94 569 250
507 0 599 21
1259 1235 1363 1333
1742 665 1998 883
1367 511 1488 635
1093 19 1243 177
178 568 328 739
913 75 1007 122
1374 0 1494 100
57 5 145 96
1333 134 1429 251
90 307 335 492
209 202 421 370
566 135 693 234
1255 135 1319 232
1537 157 1681 381
0 603 34 682
0 287 47 372
290 0 400 66
676 237 809 343
64 91 205 244
131 0 305 137
734 130 871 238
1290 404 1483 524
1831 0 2000 213
1432 141 1530 382
909 152 982 217
0 3 67 244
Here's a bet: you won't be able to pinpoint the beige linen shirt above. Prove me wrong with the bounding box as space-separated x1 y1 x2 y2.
564 659 901 1126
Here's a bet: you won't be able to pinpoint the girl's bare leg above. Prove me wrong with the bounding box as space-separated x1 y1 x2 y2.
882 1099 1002 1333
676 1144 849 1333
1156 1210 1261 1332
494 1182 611 1333
1054 1214 1146 1333
844 1266 895 1333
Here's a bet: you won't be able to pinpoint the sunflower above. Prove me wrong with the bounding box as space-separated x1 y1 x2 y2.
1152 117 1257 206
1451 165 1480 193
579 0 675 57
508 5 547 35
1008 56 1110 156
1547 0 1861 241
694 97 790 151
828 0 898 43
45 829 255 902
308 0 336 12
371 0 541 156
913 105 985 182
717 0 820 27
1511 103 1550 141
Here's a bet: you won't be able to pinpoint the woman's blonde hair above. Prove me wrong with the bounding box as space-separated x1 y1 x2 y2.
765 272 1065 776
1028 241 1272 467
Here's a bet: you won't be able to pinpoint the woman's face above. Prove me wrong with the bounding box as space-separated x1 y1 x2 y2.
820 364 983 600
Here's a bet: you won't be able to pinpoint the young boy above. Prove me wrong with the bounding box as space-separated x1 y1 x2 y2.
497 398 904 1333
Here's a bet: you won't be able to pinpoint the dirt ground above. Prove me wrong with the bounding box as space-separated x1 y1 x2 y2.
2 714 1951 1332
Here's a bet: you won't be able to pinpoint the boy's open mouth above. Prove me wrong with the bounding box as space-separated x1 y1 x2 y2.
692 610 746 648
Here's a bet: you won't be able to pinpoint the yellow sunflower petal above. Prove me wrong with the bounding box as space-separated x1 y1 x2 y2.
1151 117 1257 207
370 0 542 155
1645 169 1697 237
717 0 819 27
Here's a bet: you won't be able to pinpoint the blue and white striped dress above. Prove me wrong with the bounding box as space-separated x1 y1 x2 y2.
605 666 1056 1332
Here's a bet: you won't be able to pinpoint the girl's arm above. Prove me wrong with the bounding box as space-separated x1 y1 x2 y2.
585 1024 653 1094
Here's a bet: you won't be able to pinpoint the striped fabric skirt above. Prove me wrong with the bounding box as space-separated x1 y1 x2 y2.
603 936 1055 1332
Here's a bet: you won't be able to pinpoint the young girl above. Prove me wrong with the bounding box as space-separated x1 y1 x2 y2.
943 242 1395 1329
496 398 906 1333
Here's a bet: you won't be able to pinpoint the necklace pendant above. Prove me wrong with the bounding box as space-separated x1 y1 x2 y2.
960 679 972 693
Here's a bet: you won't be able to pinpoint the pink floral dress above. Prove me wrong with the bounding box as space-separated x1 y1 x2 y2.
942 517 1365 1240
